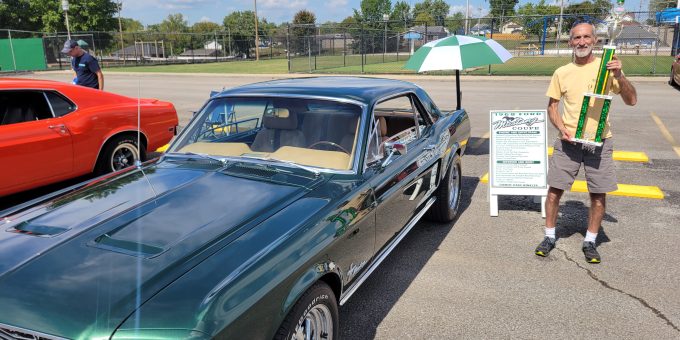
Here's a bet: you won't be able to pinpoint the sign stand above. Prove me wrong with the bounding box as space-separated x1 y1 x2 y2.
489 110 549 217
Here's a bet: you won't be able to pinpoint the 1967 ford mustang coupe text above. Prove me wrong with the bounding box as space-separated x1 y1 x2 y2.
0 77 470 340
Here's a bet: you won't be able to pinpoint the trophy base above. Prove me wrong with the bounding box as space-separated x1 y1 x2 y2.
571 138 603 147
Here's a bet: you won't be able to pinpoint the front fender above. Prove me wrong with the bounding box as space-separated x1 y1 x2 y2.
282 260 342 314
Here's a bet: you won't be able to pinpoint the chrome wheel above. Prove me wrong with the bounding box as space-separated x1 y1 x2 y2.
292 304 333 340
110 142 139 171
448 161 461 209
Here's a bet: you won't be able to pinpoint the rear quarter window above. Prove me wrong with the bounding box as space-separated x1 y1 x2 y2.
45 91 76 117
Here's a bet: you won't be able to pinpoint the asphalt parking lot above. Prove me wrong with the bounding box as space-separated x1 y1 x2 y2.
5 71 680 339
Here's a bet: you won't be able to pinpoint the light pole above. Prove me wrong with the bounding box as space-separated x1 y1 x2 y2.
254 0 259 61
62 0 71 39
556 0 565 56
383 13 389 62
117 1 125 64
465 0 469 34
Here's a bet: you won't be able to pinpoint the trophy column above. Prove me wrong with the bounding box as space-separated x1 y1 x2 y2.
573 45 616 147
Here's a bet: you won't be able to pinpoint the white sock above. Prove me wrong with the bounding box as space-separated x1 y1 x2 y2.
545 227 556 240
584 231 598 243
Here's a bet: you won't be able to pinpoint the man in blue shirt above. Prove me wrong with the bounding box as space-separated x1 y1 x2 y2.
61 39 104 90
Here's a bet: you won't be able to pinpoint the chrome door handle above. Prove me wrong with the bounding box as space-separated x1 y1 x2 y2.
48 124 69 135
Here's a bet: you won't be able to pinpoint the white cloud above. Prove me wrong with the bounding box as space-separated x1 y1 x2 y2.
450 5 489 17
199 16 213 22
259 0 308 9
326 0 348 8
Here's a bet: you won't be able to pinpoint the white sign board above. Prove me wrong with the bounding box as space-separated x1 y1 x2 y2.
489 110 548 217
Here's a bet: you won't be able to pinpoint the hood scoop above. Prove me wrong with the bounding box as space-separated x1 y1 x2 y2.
7 221 69 237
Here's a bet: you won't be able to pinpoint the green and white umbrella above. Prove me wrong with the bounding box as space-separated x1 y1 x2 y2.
405 35 512 109
405 35 512 72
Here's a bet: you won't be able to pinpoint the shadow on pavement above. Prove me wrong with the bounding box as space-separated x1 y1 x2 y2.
556 200 616 245
339 176 478 339
463 137 489 156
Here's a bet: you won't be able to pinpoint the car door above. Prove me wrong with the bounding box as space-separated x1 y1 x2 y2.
366 94 439 252
0 90 73 194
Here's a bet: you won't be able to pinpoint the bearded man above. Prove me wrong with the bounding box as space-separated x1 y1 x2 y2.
534 22 637 263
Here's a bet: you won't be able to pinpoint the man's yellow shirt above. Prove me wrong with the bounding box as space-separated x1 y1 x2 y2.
546 57 621 139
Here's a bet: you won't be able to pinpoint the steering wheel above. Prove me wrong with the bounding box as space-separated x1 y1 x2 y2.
308 141 350 155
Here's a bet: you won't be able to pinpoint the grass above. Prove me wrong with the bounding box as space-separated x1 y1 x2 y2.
108 54 673 76
109 58 288 73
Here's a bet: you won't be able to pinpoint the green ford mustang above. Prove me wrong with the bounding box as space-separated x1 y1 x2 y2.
0 77 470 339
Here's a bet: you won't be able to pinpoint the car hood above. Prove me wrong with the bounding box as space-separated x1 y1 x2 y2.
0 160 323 339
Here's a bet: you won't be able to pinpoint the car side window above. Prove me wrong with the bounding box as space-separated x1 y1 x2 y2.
44 91 76 117
364 94 430 167
0 91 53 126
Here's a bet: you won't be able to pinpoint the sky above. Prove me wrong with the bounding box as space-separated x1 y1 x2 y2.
118 0 651 26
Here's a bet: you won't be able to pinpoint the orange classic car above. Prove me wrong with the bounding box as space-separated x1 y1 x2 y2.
0 78 178 197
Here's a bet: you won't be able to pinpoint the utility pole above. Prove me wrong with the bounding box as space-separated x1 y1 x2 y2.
117 1 125 64
556 0 565 56
465 0 470 34
254 0 260 61
62 0 71 39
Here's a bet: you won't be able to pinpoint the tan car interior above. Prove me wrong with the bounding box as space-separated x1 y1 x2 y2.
180 106 358 170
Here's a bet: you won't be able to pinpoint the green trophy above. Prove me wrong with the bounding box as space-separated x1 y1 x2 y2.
572 0 629 147
572 46 616 147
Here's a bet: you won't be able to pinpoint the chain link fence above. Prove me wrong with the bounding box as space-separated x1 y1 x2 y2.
1 11 677 76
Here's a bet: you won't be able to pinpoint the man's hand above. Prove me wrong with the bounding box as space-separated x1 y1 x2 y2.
606 55 623 79
607 55 637 106
560 128 573 142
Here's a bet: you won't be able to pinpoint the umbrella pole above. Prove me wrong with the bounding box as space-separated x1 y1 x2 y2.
456 70 461 110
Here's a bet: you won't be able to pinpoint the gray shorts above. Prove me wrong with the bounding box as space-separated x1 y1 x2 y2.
548 138 618 193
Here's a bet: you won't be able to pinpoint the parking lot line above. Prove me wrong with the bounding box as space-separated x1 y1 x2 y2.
479 174 664 199
650 112 680 158
547 147 649 162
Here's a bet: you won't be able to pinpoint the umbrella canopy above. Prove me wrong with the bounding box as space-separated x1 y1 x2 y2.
405 35 512 72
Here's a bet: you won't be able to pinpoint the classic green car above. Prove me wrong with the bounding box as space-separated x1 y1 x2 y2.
0 77 470 339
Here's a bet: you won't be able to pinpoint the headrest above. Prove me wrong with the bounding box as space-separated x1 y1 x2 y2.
263 108 298 130
378 116 387 136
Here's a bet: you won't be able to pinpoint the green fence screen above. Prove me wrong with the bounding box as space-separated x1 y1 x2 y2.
0 38 47 72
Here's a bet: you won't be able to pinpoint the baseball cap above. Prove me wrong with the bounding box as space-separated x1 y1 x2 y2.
61 39 78 53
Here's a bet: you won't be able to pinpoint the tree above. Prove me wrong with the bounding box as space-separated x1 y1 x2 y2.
0 0 34 31
445 12 466 35
414 0 450 26
517 0 560 36
353 0 391 25
156 13 188 33
223 11 263 58
414 12 435 26
29 0 118 32
489 0 519 20
391 1 412 29
192 21 221 33
649 0 676 13
120 18 144 32
291 9 317 54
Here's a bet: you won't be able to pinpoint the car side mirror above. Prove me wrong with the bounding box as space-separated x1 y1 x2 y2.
381 141 407 168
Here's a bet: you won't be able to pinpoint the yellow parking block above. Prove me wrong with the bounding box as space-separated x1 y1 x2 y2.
570 181 664 199
156 144 169 153
547 147 649 162
479 173 664 199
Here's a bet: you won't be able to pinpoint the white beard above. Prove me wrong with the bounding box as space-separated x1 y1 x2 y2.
574 45 593 58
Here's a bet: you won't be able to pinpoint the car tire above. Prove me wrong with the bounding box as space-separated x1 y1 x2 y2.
670 67 678 87
426 153 462 223
274 282 338 340
95 135 145 175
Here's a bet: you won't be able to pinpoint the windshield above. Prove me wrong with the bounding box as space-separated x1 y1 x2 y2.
170 97 362 171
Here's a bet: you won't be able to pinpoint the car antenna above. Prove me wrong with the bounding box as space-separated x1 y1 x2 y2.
137 78 158 199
